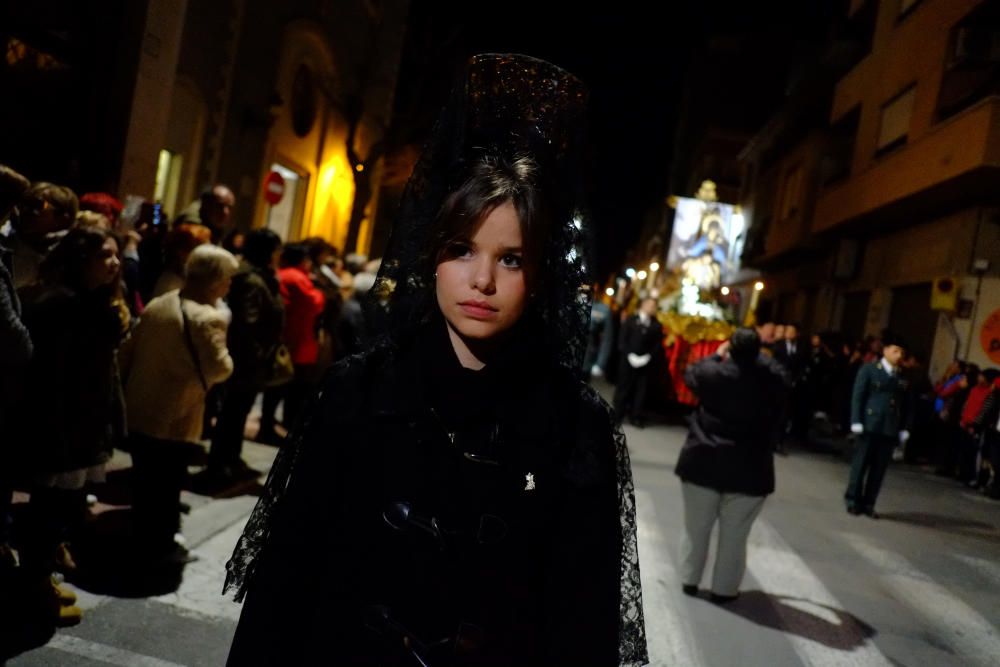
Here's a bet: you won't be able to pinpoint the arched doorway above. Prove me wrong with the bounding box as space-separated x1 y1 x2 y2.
254 22 354 246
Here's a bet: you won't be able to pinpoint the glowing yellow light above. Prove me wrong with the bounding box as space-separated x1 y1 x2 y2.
355 163 364 172
721 286 730 296
310 150 355 245
650 262 660 272
637 270 648 280
605 287 615 297
754 281 765 292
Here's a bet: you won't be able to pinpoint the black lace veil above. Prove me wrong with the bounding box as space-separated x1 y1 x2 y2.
225 53 647 666
367 53 593 374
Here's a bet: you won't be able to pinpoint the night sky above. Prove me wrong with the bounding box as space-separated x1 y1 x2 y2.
389 1 839 277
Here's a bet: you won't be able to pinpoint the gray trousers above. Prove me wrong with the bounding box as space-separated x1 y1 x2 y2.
679 482 766 596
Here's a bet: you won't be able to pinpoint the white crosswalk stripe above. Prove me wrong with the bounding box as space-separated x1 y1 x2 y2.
635 488 705 667
153 516 248 622
47 634 188 667
953 552 1000 590
747 521 893 666
843 532 1000 667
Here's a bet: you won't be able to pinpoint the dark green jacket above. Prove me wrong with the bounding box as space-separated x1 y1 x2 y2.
851 361 910 437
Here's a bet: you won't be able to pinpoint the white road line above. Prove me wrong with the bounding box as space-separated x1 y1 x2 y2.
953 553 1000 589
47 634 187 667
635 488 705 667
748 521 893 666
843 532 1000 667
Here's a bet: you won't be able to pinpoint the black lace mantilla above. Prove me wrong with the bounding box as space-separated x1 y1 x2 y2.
224 53 648 666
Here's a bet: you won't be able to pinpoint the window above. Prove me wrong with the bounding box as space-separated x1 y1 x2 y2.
876 85 916 153
936 5 1000 121
778 165 803 220
153 150 183 216
822 106 860 185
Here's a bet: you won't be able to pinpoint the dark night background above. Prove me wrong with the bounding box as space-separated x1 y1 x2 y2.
387 0 840 278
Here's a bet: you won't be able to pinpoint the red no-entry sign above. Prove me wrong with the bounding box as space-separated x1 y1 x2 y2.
264 171 285 205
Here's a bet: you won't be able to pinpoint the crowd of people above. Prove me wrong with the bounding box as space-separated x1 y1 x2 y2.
598 301 1000 498
748 320 1000 500
602 302 999 604
0 163 378 635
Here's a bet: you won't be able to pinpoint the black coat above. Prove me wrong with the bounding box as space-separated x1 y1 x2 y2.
773 338 807 383
0 242 32 433
225 263 285 389
675 353 789 496
618 314 662 359
11 285 125 475
228 319 623 666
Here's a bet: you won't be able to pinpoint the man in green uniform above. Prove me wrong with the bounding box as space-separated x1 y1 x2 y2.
845 332 911 518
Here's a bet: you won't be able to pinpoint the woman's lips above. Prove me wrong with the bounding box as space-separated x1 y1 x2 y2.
458 301 498 319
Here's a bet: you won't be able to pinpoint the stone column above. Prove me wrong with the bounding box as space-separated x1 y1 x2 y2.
118 0 189 199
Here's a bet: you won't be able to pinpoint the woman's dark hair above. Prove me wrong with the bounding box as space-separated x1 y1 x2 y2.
431 154 545 287
39 225 116 291
0 164 30 219
242 229 282 269
303 236 337 266
280 243 309 269
729 327 761 365
18 182 79 231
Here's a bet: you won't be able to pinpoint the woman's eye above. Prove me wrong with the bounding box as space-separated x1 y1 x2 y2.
500 254 523 269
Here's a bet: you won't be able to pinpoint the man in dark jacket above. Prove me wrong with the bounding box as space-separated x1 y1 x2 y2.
773 322 808 449
209 230 286 482
845 332 911 518
675 328 789 602
613 297 663 427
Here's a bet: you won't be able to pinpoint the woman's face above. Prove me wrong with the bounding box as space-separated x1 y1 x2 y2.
435 200 527 341
87 237 121 289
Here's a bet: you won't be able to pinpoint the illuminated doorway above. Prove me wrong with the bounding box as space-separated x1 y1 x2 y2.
265 161 309 241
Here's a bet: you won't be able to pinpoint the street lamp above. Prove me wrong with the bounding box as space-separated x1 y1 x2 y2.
721 286 730 296
637 270 648 280
625 267 636 279
605 287 615 297
745 280 766 327
649 262 660 272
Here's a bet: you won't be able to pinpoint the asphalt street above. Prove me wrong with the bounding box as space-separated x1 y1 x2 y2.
10 416 1000 666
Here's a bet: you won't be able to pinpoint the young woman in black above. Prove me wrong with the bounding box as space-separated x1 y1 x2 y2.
224 54 647 667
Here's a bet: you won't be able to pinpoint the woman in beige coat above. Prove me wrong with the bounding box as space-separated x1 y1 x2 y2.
121 244 238 562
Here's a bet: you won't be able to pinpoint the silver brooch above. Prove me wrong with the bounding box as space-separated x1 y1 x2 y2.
524 473 536 491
